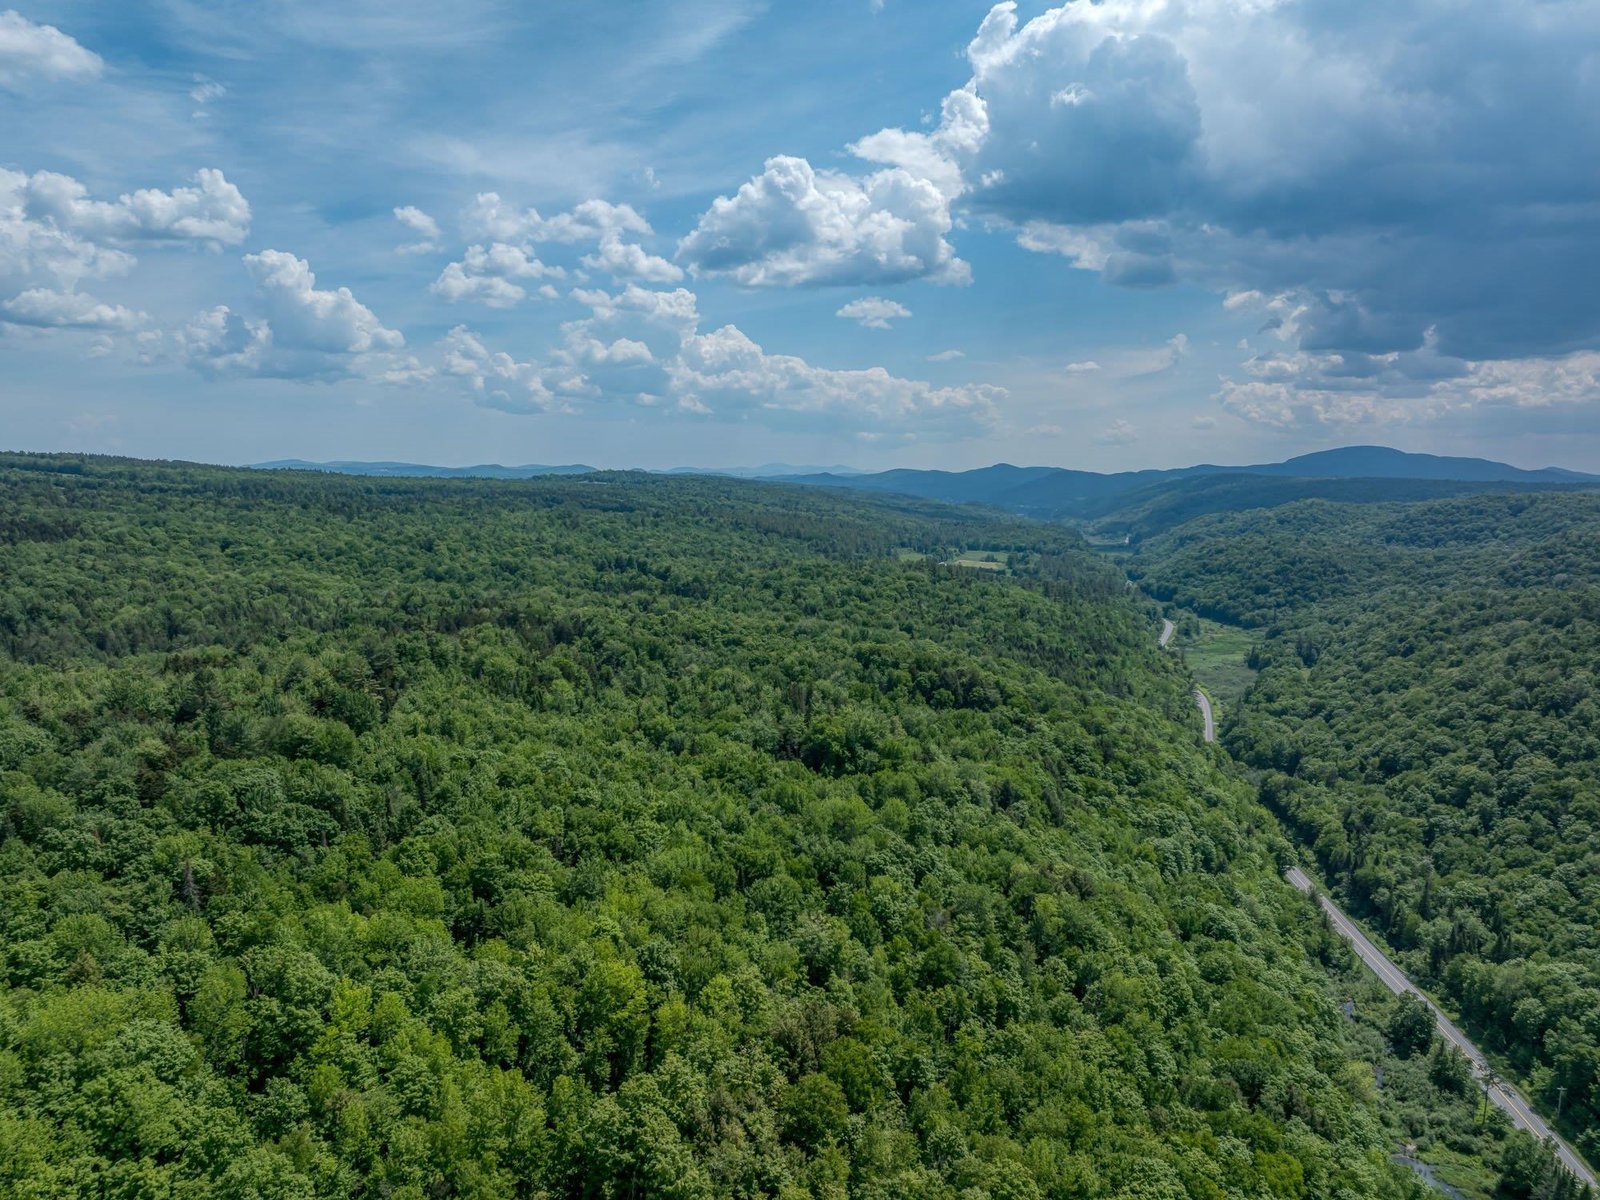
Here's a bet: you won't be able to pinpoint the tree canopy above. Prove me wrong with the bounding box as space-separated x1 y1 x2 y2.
0 453 1455 1197
1134 490 1600 1167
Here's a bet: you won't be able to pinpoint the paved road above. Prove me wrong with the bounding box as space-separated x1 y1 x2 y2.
1194 689 1215 743
1155 619 1212 741
1285 866 1597 1189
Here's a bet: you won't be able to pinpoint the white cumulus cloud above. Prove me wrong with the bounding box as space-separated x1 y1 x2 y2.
175 305 273 377
1215 333 1600 431
245 250 402 354
582 234 682 284
393 205 441 254
442 196 674 297
1 286 142 331
440 283 999 435
0 169 135 287
179 250 418 382
463 194 652 244
670 323 998 430
441 325 560 413
837 296 911 329
22 168 250 247
3 167 249 300
678 155 968 287
848 87 988 201
431 242 564 308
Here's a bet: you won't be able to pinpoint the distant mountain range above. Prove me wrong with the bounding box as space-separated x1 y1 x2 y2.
769 446 1600 535
251 447 1600 537
770 446 1598 512
657 463 867 478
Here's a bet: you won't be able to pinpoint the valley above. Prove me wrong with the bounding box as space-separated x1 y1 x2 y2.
1128 486 1600 1199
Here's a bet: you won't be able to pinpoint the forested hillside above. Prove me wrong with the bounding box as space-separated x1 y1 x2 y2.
1132 492 1600 1163
0 453 1447 1198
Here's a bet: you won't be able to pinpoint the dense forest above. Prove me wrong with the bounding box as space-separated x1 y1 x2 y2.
0 452 1503 1198
1132 492 1600 1166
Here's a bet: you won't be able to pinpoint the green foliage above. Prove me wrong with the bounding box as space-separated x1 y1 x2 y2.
1388 993 1435 1059
1498 1131 1589 1200
1087 474 1585 541
1429 1043 1473 1096
0 453 1427 1196
1135 490 1600 1169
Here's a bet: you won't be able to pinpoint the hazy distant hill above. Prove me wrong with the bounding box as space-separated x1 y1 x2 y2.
1236 445 1598 482
659 463 867 478
248 447 1600 526
772 446 1600 522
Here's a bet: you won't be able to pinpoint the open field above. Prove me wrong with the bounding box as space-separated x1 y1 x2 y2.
1172 615 1258 716
942 549 1017 572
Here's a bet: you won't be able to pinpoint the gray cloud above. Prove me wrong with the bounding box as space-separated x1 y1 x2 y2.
859 0 1600 366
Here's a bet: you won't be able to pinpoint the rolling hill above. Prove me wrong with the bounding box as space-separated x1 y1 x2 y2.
772 446 1600 521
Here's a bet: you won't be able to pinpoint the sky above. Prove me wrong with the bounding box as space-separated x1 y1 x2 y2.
2 0 1599 473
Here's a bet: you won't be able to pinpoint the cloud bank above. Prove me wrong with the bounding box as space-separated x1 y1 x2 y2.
444 282 999 436
839 0 1600 426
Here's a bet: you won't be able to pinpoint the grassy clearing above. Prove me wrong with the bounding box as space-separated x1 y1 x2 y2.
1082 531 1131 548
1418 1145 1493 1200
1172 614 1259 716
941 549 1022 573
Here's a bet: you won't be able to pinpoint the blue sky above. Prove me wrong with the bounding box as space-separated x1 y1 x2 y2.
2 0 1598 471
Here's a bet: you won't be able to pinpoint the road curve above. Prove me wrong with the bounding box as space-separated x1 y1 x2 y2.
1285 866 1597 1189
1159 618 1176 648
1194 689 1215 744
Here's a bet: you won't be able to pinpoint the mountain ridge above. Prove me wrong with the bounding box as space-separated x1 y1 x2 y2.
768 445 1600 520
247 447 1600 528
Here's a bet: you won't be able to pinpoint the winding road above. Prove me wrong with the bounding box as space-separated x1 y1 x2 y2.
1152 609 1592 1187
1194 688 1215 744
1155 619 1214 743
1285 867 1597 1189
